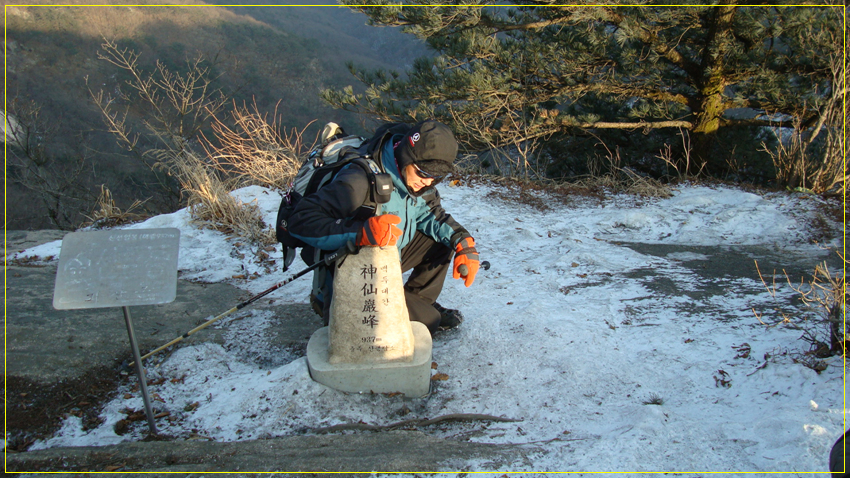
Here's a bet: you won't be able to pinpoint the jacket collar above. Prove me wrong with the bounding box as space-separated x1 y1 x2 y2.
365 122 411 159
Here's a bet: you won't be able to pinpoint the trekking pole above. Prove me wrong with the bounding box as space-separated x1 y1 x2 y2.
131 242 357 366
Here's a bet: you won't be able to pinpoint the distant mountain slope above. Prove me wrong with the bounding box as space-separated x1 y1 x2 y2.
5 1 423 130
3 0 427 229
209 1 430 71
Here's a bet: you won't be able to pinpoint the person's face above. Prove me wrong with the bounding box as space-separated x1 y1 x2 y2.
402 163 435 192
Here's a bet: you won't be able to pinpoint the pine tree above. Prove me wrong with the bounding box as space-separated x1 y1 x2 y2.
322 1 844 177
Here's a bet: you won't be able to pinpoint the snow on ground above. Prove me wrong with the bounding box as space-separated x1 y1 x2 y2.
15 182 846 475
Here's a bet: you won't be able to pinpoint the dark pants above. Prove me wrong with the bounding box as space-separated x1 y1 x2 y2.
319 232 453 333
831 430 847 477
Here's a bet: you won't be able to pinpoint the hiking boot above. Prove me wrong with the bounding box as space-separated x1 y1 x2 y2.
309 294 324 318
434 302 463 331
310 293 333 326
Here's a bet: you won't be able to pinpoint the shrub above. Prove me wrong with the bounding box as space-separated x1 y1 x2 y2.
83 185 147 229
755 251 847 371
201 101 313 191
176 150 274 246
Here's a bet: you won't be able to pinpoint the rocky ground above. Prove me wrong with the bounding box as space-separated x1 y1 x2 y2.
4 228 843 475
4 230 530 475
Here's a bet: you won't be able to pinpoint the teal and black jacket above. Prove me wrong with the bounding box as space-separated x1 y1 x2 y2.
287 123 470 255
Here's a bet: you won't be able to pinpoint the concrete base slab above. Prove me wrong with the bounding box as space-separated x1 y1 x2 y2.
306 322 432 398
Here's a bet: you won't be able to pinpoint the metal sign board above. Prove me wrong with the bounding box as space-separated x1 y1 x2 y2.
53 228 180 310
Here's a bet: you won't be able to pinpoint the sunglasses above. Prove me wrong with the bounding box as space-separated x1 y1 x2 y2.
413 164 444 182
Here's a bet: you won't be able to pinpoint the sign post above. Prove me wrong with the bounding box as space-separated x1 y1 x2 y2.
53 228 181 435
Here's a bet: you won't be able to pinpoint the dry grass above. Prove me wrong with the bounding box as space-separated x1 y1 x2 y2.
461 168 672 214
570 169 673 199
754 251 847 364
173 150 275 245
83 185 147 229
570 139 674 199
201 101 313 191
759 114 847 194
758 27 846 195
654 129 706 181
90 37 276 245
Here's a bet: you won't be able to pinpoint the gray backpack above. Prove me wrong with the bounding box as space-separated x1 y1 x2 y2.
275 123 393 271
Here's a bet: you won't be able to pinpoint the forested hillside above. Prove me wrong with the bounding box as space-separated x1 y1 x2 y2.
3 0 426 229
327 1 845 192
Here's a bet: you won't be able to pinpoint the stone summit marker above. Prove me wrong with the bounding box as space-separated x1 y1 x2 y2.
306 246 432 397
328 245 415 364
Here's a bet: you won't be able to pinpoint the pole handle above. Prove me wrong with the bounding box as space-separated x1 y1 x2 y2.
458 260 490 277
323 241 358 266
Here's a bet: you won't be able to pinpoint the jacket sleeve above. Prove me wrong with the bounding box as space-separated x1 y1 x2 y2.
414 188 470 248
287 166 370 251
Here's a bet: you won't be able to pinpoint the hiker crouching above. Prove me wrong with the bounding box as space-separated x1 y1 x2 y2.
288 120 479 334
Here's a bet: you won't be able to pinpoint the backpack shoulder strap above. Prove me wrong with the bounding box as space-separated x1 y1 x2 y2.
348 157 381 216
353 156 385 175
345 155 393 219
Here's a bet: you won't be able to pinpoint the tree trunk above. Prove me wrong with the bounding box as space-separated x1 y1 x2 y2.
689 89 725 175
688 2 737 175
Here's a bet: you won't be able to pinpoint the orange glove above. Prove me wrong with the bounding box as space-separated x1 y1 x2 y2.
452 237 479 287
357 214 402 247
